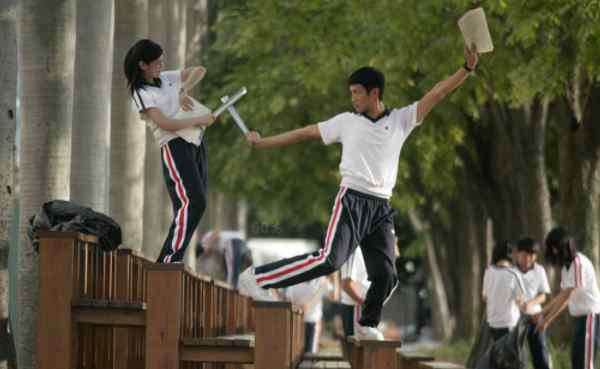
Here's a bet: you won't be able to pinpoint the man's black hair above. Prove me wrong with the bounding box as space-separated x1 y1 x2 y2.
517 237 540 254
348 67 385 99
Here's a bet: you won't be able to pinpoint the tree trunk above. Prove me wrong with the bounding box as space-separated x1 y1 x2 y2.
142 0 167 261
16 1 76 368
70 0 114 212
408 209 454 341
452 195 484 339
560 81 600 270
110 0 148 251
0 1 17 367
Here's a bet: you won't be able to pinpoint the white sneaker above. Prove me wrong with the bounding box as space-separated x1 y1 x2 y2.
237 268 276 301
356 324 384 340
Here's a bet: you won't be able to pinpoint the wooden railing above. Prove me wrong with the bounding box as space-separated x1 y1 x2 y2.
36 231 305 369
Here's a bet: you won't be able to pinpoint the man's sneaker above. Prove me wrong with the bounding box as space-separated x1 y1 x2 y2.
356 324 384 340
237 268 276 301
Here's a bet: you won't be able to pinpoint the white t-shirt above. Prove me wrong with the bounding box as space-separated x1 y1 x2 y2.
284 278 332 323
518 263 551 314
561 252 600 316
483 265 525 329
340 248 371 306
318 103 421 199
132 70 206 147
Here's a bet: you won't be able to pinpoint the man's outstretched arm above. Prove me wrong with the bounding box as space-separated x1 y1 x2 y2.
416 45 479 123
246 124 321 149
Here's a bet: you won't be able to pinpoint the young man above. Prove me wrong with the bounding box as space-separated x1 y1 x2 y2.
535 228 600 369
515 237 552 369
239 45 479 340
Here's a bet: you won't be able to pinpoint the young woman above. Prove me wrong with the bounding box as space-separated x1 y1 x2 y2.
535 227 600 369
124 39 215 263
482 240 525 341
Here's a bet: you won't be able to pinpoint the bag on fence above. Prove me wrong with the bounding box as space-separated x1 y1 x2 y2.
475 316 530 369
28 200 122 252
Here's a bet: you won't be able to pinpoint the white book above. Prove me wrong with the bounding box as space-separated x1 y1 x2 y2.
173 97 210 145
458 7 494 53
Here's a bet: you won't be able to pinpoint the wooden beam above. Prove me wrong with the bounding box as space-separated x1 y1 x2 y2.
72 307 145 326
180 346 254 363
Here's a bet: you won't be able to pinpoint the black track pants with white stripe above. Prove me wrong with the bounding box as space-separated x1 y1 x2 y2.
157 138 208 263
572 313 599 369
254 187 398 327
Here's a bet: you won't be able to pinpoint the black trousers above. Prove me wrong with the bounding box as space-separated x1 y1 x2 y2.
304 322 317 353
572 314 599 369
527 322 551 369
489 327 509 342
341 303 355 337
255 187 398 327
157 138 208 263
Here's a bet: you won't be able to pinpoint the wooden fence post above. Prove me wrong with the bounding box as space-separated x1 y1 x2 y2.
36 231 81 369
145 264 184 369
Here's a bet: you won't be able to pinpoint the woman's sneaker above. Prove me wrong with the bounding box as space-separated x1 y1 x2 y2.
238 268 277 301
356 324 384 340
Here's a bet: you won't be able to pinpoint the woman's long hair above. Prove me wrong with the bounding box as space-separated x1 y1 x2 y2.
491 240 514 265
123 39 163 97
545 227 578 268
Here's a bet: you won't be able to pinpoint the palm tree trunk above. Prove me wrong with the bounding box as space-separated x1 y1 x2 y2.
142 0 167 260
16 1 76 368
110 0 148 252
70 0 114 212
0 2 17 367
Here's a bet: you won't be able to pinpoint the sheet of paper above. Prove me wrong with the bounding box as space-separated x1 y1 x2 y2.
458 7 494 53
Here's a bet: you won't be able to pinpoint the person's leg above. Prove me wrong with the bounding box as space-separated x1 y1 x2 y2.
528 322 551 369
304 322 317 353
572 316 587 369
358 209 397 328
341 304 355 337
254 188 360 288
157 139 207 263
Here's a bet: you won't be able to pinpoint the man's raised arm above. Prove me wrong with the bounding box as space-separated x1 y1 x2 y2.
246 124 321 149
416 45 479 123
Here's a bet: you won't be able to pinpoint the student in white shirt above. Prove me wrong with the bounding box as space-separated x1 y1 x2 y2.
340 248 371 338
124 39 215 263
482 240 525 341
239 44 480 340
535 227 600 369
283 277 334 353
515 237 552 369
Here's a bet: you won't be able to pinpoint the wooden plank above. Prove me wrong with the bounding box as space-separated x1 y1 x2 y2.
36 230 98 243
72 306 145 326
304 352 345 361
419 362 466 369
252 300 293 309
36 236 77 369
145 268 183 369
180 346 254 363
398 351 435 369
348 336 403 348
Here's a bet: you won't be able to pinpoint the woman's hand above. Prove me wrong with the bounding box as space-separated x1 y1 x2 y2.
180 94 194 112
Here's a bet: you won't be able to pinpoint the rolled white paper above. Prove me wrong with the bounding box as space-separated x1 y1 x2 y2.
213 87 247 117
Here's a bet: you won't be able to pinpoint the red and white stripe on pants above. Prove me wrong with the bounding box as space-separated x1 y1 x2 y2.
256 187 347 286
161 144 190 263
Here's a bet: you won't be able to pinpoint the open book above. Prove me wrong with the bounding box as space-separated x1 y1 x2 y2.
458 8 494 53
